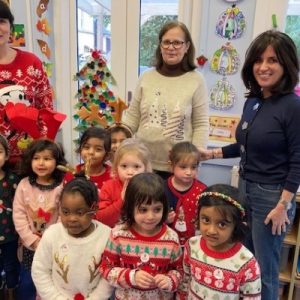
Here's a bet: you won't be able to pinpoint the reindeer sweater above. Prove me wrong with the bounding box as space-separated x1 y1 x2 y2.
32 221 113 300
13 177 63 249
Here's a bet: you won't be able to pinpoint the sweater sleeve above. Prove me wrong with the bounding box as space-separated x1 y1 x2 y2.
96 181 123 228
32 228 67 300
121 75 143 133
191 73 209 149
239 256 261 300
222 143 240 158
12 181 39 248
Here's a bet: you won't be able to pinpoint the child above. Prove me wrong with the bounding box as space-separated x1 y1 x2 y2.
32 176 113 299
13 138 67 299
64 127 111 192
177 184 261 300
107 124 132 164
99 172 183 300
0 135 20 299
96 138 152 227
165 142 206 246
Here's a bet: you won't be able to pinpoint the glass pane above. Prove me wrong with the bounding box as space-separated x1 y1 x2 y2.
77 0 111 70
139 0 179 74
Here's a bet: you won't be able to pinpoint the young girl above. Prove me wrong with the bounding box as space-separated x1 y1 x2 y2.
177 184 261 300
32 176 113 300
95 138 152 227
13 138 67 299
0 134 20 299
99 172 182 300
107 124 132 164
64 127 111 192
166 142 206 246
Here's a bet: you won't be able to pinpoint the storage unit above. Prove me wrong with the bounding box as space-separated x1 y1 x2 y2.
279 195 300 300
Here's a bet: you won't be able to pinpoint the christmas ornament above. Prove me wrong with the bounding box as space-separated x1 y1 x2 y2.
216 4 246 40
196 55 208 67
209 77 237 110
210 42 240 75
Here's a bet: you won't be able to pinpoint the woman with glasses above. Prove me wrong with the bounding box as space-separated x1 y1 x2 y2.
199 30 300 300
122 21 209 179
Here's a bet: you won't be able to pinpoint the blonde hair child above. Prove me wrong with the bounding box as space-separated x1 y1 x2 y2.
95 138 152 227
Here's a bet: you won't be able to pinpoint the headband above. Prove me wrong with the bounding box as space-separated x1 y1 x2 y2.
199 191 245 218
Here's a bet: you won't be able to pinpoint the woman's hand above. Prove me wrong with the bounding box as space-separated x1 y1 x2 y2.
134 270 155 289
264 205 290 235
198 147 212 161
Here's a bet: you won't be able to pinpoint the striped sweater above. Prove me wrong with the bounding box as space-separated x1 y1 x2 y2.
99 223 183 300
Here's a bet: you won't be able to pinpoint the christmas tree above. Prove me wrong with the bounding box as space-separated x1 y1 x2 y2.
73 50 127 137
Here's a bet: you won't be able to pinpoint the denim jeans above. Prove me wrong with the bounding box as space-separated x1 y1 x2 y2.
15 264 36 300
239 178 296 300
0 239 20 289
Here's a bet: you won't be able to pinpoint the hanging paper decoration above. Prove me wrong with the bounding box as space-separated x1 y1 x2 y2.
36 0 49 18
216 4 246 40
73 50 128 137
42 61 53 77
36 18 52 35
209 77 237 110
37 39 51 59
210 42 240 75
223 0 242 2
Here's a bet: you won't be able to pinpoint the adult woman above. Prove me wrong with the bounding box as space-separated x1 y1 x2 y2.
122 21 209 178
201 30 300 300
0 1 53 165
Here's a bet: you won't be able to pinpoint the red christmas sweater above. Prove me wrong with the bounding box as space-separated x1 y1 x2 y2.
0 49 53 162
165 177 206 246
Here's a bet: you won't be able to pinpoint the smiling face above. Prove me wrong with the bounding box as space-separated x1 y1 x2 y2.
160 26 190 66
199 206 235 252
60 191 95 238
132 200 163 236
253 45 284 98
31 149 56 184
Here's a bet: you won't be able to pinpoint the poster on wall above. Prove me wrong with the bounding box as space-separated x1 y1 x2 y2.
209 115 240 146
9 24 26 47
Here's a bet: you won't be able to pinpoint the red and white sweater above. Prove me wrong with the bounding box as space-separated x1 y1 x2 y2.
0 48 53 162
99 224 183 300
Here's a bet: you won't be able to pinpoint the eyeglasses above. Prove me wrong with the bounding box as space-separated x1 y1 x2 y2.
160 40 185 49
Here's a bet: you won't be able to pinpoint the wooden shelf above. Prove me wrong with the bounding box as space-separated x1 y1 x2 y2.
280 261 292 283
285 225 298 245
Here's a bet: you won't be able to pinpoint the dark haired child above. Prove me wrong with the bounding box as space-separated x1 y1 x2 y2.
165 142 206 246
177 184 261 300
32 176 112 299
99 173 182 300
64 127 111 193
13 138 67 299
107 124 132 164
0 134 20 299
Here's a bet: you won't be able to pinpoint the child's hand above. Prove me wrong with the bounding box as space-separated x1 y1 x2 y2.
31 238 40 250
167 209 176 224
135 270 155 289
154 274 172 291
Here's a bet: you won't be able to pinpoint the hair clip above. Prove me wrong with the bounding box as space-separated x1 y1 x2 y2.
199 191 245 217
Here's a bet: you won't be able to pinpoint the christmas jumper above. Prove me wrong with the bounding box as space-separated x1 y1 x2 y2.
222 93 300 193
165 177 206 246
122 69 209 172
0 171 19 244
0 49 53 162
13 177 62 250
63 163 111 194
95 177 123 227
177 236 261 300
32 220 113 300
99 223 183 300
